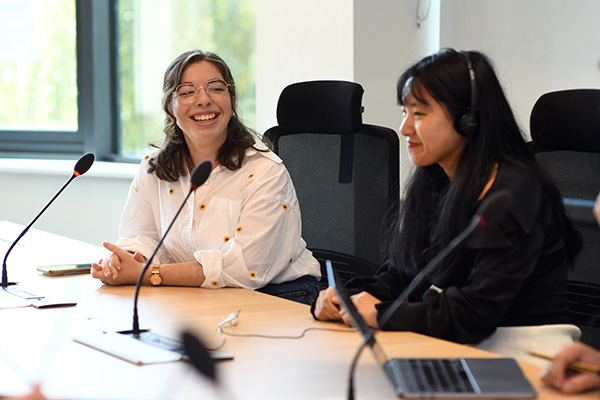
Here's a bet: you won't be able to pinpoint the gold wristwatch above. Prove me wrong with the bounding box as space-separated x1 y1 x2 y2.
150 265 162 286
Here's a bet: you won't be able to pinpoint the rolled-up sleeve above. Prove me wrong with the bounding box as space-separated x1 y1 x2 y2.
113 146 319 289
195 159 316 289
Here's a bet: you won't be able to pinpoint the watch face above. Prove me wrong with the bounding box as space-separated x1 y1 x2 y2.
150 272 162 286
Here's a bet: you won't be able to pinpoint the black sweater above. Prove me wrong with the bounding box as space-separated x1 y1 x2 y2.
343 164 570 344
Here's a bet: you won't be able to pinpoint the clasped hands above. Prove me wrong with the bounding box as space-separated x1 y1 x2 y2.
314 286 381 328
91 241 147 285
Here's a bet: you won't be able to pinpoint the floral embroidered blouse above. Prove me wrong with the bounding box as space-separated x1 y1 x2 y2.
116 142 320 289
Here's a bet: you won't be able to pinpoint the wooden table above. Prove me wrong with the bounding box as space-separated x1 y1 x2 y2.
1 221 598 399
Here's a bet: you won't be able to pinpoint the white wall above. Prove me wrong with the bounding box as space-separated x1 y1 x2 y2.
255 0 355 133
353 0 440 184
256 0 441 185
440 0 600 138
0 161 134 247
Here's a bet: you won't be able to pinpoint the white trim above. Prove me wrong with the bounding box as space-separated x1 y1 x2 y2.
0 158 137 180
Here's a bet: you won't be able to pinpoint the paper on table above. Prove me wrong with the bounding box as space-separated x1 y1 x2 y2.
0 289 31 309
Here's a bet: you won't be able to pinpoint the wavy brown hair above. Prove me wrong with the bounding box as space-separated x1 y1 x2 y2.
148 49 264 181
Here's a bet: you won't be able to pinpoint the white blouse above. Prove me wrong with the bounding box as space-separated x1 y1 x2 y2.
116 142 321 289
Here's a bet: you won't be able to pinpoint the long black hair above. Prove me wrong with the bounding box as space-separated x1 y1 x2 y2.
385 48 580 285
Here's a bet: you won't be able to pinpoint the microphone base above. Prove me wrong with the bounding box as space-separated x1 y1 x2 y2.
1 284 44 300
117 329 186 356
73 329 234 365
117 330 234 362
73 330 184 365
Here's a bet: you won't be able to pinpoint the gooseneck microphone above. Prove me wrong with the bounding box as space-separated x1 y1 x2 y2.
1 153 95 295
377 189 513 329
183 330 234 400
128 159 211 336
73 160 236 365
346 190 513 400
183 331 217 382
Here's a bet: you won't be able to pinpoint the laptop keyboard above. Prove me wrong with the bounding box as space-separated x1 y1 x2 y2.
397 358 476 394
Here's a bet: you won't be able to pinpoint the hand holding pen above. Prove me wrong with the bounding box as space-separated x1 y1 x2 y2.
533 341 600 394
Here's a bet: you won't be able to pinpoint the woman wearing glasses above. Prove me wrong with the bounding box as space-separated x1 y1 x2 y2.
90 49 321 304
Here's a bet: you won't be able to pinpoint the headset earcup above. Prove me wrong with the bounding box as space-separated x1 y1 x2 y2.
459 111 478 137
455 113 470 137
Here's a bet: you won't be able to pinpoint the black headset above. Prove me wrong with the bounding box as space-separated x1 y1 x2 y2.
455 50 479 137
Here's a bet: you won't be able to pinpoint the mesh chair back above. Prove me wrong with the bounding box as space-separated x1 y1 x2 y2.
265 81 399 283
529 89 600 349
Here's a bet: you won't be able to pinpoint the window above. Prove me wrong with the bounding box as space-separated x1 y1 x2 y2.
118 0 256 157
0 0 256 161
0 0 79 155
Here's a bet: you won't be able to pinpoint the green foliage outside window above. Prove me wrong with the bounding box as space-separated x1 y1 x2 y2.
0 0 255 158
118 0 256 157
0 0 77 131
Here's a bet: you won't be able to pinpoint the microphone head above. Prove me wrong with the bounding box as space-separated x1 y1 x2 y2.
182 331 217 382
475 190 513 227
73 153 95 177
190 160 212 189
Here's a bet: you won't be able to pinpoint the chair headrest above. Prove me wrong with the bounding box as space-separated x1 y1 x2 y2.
530 89 600 152
276 80 364 133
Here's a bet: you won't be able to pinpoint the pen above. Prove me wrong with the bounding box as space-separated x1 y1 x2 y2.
528 350 600 375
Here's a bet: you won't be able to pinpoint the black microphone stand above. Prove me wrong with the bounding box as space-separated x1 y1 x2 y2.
344 216 482 400
344 191 512 400
117 160 212 353
1 153 95 299
72 160 233 364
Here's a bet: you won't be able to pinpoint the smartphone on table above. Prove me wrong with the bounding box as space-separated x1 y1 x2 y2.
37 263 92 276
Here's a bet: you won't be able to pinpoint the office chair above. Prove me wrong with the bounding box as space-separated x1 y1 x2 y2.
529 89 600 350
264 80 400 285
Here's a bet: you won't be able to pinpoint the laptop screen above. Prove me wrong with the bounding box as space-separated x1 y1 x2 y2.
326 260 389 367
325 260 537 399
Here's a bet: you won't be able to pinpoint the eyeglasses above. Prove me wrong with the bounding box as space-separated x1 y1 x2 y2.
171 79 231 103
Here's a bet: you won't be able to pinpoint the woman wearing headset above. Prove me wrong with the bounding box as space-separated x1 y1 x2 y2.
313 49 581 361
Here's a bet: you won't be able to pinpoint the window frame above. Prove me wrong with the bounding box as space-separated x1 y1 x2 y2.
0 0 123 161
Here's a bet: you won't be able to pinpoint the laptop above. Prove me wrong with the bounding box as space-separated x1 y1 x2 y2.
325 260 537 399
